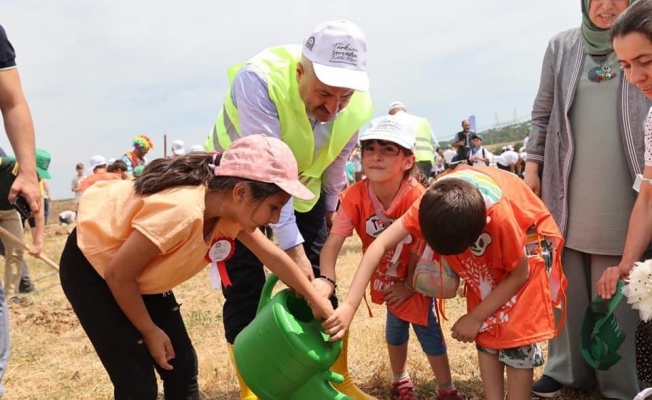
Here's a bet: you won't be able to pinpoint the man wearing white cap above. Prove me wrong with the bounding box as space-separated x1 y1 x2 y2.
205 20 374 400
171 139 185 158
388 101 437 180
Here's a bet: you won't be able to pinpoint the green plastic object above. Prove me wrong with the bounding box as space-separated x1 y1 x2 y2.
233 274 353 400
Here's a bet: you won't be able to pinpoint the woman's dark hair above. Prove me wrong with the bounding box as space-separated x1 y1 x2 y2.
418 178 486 255
611 0 652 43
134 152 284 201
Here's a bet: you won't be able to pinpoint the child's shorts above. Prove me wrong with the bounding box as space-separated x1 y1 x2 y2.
385 302 446 356
476 342 544 369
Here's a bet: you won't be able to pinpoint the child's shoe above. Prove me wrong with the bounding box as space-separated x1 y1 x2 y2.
390 378 418 400
436 388 464 400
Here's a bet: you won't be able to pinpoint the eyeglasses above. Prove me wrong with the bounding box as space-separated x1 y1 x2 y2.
633 174 652 192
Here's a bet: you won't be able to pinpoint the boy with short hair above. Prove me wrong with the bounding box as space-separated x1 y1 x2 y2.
324 165 567 400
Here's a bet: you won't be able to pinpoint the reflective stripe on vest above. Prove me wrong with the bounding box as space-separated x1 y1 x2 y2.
206 45 373 212
414 117 435 163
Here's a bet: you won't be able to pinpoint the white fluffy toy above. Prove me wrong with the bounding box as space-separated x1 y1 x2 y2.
622 259 652 322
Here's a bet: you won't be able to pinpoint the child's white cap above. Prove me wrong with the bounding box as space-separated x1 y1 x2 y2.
359 115 416 151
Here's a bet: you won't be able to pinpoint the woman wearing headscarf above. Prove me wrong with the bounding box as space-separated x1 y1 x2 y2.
524 0 651 398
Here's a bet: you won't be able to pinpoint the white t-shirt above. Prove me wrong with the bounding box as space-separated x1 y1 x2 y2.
443 149 456 164
495 150 520 167
59 210 77 224
72 175 86 204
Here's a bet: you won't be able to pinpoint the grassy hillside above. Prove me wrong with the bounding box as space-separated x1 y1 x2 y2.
439 121 532 153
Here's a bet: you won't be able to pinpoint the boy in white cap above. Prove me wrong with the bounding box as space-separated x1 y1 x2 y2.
205 20 375 399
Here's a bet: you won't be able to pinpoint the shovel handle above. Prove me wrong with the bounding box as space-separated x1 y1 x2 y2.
0 226 59 272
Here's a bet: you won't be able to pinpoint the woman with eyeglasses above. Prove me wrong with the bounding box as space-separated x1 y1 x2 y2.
524 1 651 398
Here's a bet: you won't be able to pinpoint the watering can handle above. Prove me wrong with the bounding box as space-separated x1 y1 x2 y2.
256 273 280 315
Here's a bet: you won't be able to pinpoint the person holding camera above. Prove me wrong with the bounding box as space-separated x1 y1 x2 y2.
451 119 474 165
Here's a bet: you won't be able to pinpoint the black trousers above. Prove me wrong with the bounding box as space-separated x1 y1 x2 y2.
222 193 336 344
59 230 199 400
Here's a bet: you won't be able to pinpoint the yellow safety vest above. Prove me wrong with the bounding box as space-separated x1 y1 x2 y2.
206 45 373 212
413 116 435 163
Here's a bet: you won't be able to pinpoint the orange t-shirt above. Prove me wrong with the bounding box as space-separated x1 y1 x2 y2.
333 177 431 326
79 172 123 191
77 180 242 294
402 166 566 348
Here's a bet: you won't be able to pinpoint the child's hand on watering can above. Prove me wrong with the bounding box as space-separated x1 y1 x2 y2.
308 296 335 320
322 302 356 341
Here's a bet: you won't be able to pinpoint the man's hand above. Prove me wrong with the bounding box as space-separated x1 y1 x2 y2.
285 244 314 280
28 242 42 257
9 174 40 215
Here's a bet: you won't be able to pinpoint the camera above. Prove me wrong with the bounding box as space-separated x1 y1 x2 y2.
13 195 31 219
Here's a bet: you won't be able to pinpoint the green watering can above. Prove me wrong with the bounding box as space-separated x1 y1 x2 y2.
233 274 353 400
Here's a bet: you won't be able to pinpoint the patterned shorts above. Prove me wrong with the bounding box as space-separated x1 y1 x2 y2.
476 342 544 369
637 320 652 384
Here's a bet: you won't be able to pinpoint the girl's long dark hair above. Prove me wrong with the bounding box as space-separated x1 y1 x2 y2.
134 152 284 200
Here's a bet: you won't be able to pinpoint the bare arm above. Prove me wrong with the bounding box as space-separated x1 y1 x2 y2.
598 166 652 299
27 196 44 256
323 219 410 340
285 243 314 280
315 233 347 298
0 68 40 213
103 230 174 370
238 229 334 320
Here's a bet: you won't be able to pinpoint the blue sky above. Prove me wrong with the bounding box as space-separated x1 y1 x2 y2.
0 0 580 200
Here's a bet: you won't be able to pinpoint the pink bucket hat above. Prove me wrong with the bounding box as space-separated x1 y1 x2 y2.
214 135 314 201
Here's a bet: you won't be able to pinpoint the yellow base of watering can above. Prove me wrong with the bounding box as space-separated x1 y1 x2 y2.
234 274 353 400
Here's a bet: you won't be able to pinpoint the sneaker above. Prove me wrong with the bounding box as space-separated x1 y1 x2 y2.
391 378 418 400
532 375 563 398
19 279 35 294
437 388 464 400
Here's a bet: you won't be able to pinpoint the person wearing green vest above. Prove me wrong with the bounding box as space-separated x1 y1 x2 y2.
388 101 437 181
205 20 375 400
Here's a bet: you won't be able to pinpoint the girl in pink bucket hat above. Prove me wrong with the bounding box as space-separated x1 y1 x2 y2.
59 134 332 399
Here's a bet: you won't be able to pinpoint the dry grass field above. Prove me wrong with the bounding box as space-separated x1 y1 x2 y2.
0 200 605 399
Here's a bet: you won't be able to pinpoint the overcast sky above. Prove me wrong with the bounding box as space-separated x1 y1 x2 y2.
0 0 580 200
